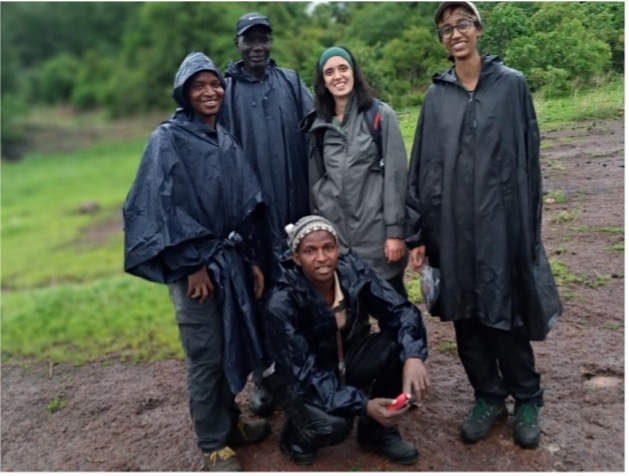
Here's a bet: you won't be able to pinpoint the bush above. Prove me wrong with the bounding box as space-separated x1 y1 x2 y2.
39 54 81 103
1 95 28 161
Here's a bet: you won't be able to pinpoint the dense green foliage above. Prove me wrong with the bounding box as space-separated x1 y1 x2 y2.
1 2 622 134
1 80 623 364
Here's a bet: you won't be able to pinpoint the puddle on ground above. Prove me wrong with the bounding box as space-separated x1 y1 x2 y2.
583 375 623 390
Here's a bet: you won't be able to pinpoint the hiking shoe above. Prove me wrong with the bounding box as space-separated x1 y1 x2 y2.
227 419 271 446
513 402 541 449
250 383 275 417
357 419 418 465
202 446 241 471
460 399 508 443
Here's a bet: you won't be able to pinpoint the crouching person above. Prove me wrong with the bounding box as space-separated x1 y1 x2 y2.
262 216 431 466
123 52 272 471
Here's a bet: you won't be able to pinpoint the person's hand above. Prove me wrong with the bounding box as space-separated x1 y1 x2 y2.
409 246 426 272
252 265 264 299
366 398 410 427
187 266 213 303
384 238 405 263
402 358 431 403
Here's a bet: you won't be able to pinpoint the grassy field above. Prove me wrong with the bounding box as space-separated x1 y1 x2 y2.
1 78 624 365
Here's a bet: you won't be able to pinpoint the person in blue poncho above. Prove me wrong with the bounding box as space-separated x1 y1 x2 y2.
219 12 314 417
123 52 272 472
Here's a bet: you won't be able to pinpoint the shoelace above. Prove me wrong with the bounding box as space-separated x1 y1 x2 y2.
207 446 236 465
516 404 538 425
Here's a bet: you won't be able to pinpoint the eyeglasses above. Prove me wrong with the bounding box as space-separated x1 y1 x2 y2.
437 19 475 39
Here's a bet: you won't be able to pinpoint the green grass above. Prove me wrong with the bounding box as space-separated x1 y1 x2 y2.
47 395 65 413
544 190 568 205
1 275 180 364
436 340 457 356
405 273 423 304
609 242 624 253
550 209 580 224
549 258 583 286
2 138 146 289
533 78 624 130
570 225 624 234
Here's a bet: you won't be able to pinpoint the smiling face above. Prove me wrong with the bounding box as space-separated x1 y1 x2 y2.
292 230 339 287
437 7 482 61
322 56 355 100
186 71 224 126
235 25 272 76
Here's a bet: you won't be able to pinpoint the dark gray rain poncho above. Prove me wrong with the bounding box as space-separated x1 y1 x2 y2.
263 254 428 414
123 52 269 394
219 59 313 259
406 55 561 341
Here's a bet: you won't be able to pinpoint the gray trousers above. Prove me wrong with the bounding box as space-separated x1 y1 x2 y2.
168 279 240 452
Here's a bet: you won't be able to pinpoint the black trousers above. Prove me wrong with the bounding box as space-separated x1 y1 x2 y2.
282 332 404 450
454 318 543 406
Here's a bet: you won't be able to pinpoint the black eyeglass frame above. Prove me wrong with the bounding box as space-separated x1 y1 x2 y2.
437 18 478 39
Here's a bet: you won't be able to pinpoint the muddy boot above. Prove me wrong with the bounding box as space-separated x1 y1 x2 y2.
513 402 541 449
460 399 508 443
357 416 419 465
279 421 318 465
227 419 271 446
202 446 241 471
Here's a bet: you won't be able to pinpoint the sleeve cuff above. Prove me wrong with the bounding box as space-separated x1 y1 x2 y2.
386 225 405 239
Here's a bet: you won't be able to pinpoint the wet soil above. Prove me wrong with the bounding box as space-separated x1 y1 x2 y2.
1 119 624 471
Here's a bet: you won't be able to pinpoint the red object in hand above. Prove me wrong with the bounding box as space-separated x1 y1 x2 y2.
387 392 411 411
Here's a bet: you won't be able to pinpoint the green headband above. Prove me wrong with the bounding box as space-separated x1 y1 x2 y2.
318 46 354 70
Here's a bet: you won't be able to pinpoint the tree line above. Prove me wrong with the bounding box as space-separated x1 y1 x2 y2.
1 1 623 159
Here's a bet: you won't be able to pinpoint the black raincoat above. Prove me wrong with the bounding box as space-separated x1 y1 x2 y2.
220 60 313 259
406 55 561 341
262 254 428 415
123 52 269 394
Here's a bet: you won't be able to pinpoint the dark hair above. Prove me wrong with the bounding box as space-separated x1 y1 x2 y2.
313 46 374 122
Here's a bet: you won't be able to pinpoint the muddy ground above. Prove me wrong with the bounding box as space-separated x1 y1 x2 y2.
1 119 624 471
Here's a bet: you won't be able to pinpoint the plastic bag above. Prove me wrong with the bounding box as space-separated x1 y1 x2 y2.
419 259 440 311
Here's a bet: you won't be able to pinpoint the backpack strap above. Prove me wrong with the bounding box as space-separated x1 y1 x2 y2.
365 99 384 173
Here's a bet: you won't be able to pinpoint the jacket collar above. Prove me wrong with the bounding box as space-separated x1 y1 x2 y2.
225 59 277 82
432 54 502 86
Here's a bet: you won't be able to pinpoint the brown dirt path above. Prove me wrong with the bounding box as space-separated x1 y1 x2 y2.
1 120 624 471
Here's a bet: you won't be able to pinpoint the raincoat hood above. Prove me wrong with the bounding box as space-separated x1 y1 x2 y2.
172 52 226 110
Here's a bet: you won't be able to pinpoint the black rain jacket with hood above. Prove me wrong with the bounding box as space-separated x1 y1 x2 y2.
406 55 561 341
123 52 270 394
262 254 428 415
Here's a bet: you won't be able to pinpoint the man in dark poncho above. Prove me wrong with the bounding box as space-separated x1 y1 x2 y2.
219 12 313 416
123 52 271 471
405 1 562 450
262 216 430 466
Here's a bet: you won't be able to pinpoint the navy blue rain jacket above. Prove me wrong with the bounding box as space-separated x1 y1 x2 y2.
262 254 428 415
123 52 269 394
220 60 313 259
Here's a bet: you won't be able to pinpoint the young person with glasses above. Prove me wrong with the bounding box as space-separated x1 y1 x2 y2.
405 1 562 449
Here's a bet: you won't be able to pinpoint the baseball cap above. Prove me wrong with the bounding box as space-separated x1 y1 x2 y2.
434 1 483 26
235 12 272 36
